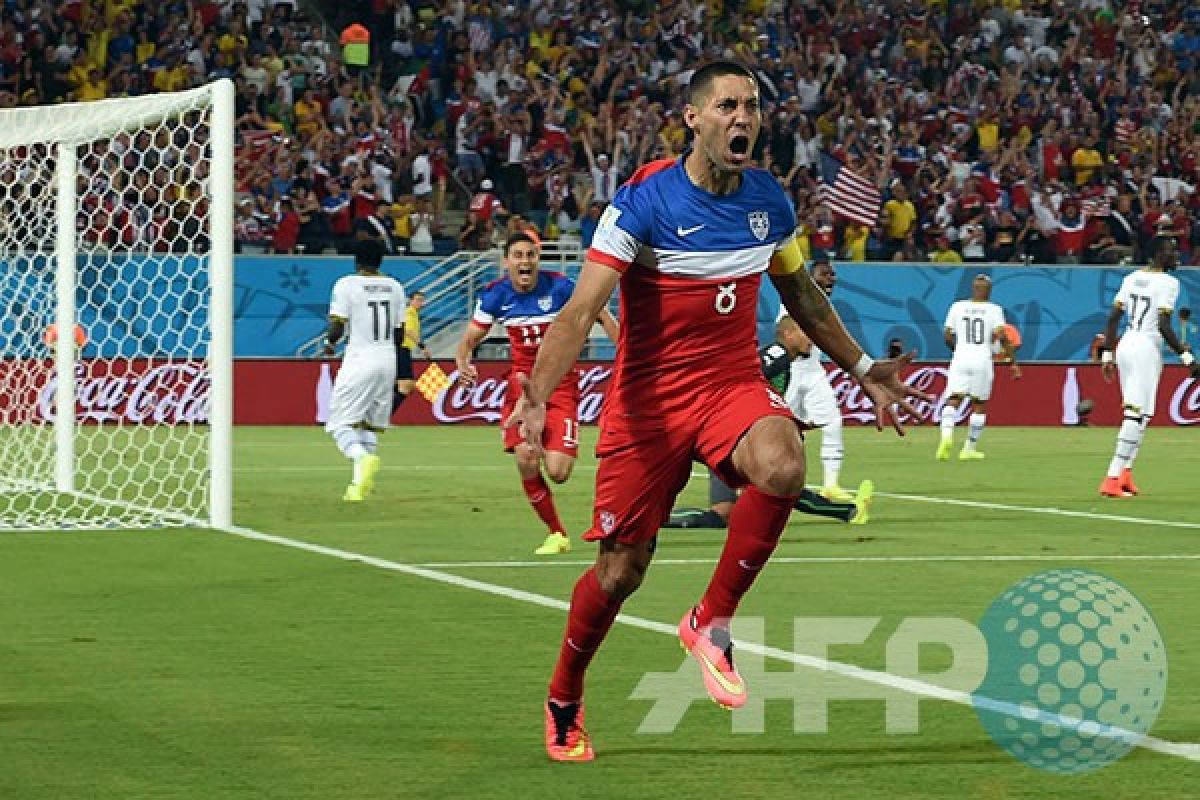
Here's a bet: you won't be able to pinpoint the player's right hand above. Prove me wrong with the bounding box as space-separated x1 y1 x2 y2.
860 352 934 435
503 373 546 456
1101 361 1116 383
457 362 478 388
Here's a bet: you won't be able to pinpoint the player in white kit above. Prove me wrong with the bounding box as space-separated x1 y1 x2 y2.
783 257 858 500
322 238 409 502
1099 234 1198 497
937 274 1020 461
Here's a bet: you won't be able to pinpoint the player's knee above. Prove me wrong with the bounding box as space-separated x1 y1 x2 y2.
595 557 647 599
759 455 807 497
514 445 540 472
545 462 573 484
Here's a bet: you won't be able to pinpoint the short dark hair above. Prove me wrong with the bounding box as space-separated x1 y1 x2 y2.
411 290 425 299
504 231 539 255
354 238 386 270
687 61 757 107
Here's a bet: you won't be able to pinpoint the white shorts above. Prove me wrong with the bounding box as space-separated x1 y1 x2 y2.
946 358 995 401
324 356 396 432
1116 335 1163 418
785 371 840 428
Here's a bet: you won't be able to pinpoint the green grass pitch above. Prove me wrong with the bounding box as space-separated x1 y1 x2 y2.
1 424 1199 799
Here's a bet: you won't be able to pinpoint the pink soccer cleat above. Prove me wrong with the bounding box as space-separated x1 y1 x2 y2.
678 608 747 710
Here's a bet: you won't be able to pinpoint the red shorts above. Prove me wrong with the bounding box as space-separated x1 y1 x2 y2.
502 370 580 457
584 379 798 545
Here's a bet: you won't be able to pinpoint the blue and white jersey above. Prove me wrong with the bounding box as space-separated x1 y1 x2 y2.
470 271 575 369
584 156 798 416
587 157 797 278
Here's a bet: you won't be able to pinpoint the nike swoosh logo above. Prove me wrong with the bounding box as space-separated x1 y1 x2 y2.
738 559 764 571
566 637 592 653
696 649 746 696
676 224 706 236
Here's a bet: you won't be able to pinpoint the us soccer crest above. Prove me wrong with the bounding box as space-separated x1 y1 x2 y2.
748 211 770 241
599 510 616 535
538 295 553 312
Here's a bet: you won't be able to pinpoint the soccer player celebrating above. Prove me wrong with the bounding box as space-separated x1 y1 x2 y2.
456 232 619 555
1099 233 1199 497
505 62 927 762
322 238 408 502
936 274 1020 461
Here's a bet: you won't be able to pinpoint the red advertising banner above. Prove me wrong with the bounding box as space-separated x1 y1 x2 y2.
3 359 1198 427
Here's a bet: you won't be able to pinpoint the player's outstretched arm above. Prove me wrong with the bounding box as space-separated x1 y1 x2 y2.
455 323 489 388
768 244 930 433
505 259 621 453
528 259 621 404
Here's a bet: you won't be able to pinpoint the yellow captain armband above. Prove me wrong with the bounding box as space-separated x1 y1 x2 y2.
768 236 805 276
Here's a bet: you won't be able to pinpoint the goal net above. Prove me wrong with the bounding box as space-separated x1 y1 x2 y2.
0 81 234 530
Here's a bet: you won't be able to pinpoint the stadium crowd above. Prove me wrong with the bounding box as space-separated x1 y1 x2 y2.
2 0 1199 264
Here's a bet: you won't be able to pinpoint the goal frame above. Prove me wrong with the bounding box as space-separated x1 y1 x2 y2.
2 79 235 529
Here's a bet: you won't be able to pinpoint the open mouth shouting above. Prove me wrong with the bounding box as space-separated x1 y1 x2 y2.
727 133 751 166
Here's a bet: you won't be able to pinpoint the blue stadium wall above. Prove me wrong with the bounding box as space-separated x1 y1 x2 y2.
2 255 1195 361
237 259 1199 361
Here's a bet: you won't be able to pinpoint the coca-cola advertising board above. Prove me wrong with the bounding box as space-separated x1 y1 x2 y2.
3 360 1198 427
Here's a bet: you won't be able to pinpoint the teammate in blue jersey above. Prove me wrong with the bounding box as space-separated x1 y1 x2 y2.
457 233 618 554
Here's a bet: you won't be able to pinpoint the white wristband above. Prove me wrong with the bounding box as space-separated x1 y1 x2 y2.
851 353 875 380
1182 351 1195 367
1101 351 1114 365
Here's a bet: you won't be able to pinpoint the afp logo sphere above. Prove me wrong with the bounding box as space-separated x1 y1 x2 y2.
973 568 1167 774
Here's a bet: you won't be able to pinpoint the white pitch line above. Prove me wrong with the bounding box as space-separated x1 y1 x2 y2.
877 490 1200 531
231 464 1198 531
415 553 1200 569
217 523 1200 765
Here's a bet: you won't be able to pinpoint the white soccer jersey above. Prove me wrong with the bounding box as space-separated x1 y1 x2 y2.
944 300 1007 363
1114 269 1180 345
329 273 408 359
790 344 828 382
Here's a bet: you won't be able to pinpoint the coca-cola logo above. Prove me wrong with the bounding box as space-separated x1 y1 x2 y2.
828 366 955 424
38 362 210 424
1169 377 1200 425
430 366 613 424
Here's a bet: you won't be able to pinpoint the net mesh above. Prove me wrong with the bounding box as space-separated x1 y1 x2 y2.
0 89 217 529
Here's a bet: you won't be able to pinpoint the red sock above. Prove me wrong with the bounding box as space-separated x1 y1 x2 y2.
548 568 623 703
694 486 796 629
522 474 565 533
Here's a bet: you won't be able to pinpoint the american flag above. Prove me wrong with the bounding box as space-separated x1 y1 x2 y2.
818 152 882 227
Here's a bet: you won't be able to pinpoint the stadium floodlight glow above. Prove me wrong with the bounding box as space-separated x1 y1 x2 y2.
0 80 234 530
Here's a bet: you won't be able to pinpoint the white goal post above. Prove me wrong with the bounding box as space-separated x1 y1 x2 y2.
0 80 234 530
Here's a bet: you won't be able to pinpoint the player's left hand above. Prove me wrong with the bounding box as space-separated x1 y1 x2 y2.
1010 363 1023 379
859 352 933 435
503 372 547 455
